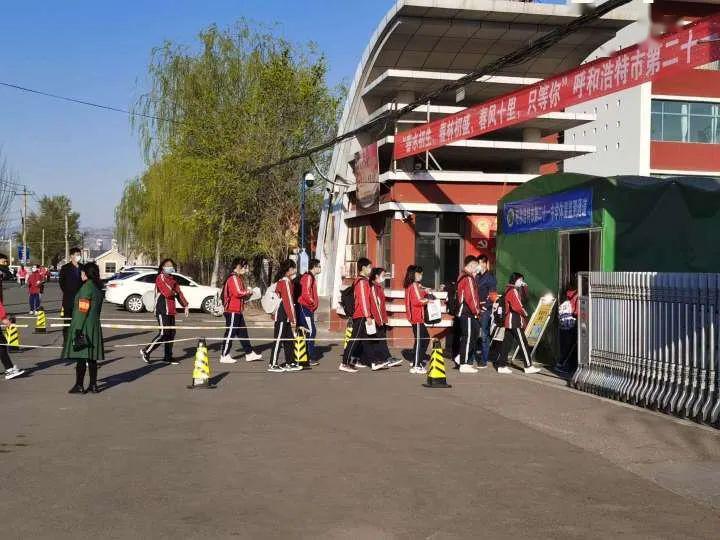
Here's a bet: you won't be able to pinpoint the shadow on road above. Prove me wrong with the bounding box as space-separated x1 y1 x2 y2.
98 362 171 392
209 371 230 386
104 331 150 344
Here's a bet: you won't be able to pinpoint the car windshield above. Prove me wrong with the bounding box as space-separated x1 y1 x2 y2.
113 271 139 281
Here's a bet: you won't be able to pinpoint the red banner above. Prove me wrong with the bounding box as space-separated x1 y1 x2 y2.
353 142 380 214
394 14 720 160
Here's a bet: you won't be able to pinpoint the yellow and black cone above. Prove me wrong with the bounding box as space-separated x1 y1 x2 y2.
34 309 47 334
423 339 451 388
188 338 216 389
60 306 64 318
5 317 20 350
343 323 352 351
294 331 310 370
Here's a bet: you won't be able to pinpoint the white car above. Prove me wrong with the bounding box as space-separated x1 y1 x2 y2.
105 271 221 314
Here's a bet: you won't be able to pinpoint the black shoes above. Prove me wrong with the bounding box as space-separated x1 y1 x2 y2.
68 385 84 394
84 384 100 394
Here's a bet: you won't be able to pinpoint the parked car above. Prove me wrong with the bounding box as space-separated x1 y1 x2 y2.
104 271 221 314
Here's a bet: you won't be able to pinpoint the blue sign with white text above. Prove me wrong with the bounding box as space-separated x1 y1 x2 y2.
502 188 592 235
18 245 30 263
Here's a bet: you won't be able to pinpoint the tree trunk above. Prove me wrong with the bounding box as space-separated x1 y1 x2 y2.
210 214 225 288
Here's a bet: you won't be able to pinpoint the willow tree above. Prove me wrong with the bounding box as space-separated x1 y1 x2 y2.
124 20 342 284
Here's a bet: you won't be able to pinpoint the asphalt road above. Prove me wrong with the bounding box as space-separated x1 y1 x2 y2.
1 282 719 539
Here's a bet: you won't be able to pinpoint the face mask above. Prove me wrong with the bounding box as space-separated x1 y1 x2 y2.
73 255 82 263
31 267 38 272
163 266 175 274
515 279 525 288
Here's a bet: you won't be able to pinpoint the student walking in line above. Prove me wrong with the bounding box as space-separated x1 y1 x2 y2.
220 257 263 364
475 254 497 368
297 258 321 365
496 272 541 375
269 259 302 373
455 256 481 374
340 258 374 374
1 299 25 380
59 247 84 344
366 267 397 370
27 265 43 315
404 265 430 374
140 258 189 365
63 262 105 394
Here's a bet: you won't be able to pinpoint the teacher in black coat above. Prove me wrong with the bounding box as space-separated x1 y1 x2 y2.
59 247 83 343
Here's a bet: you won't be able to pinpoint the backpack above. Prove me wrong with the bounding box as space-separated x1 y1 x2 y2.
261 282 282 315
445 280 460 316
559 299 577 330
493 294 506 326
337 282 356 318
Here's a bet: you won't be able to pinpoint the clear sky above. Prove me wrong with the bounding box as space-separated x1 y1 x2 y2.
0 0 565 229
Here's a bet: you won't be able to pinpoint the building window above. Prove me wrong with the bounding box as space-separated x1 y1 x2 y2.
414 213 464 289
105 262 117 274
651 99 720 144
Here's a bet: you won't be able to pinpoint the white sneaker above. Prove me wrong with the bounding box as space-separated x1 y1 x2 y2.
219 355 237 364
524 366 542 374
339 364 358 373
283 363 303 372
453 354 460 367
386 358 403 368
5 367 24 380
267 365 285 373
371 361 390 371
409 366 426 375
497 366 512 374
459 364 478 374
245 351 263 362
353 362 368 369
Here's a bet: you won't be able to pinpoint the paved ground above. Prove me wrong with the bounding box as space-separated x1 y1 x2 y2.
1 282 719 539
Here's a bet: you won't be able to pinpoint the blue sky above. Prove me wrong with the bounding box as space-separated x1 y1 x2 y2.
0 0 565 228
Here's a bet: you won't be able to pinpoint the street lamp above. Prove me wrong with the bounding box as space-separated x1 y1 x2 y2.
299 171 315 274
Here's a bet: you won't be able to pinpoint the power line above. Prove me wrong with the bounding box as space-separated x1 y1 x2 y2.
251 0 633 174
0 81 181 124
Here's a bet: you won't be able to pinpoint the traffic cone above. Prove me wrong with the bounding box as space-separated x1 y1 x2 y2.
343 322 352 351
423 339 452 388
187 338 216 389
34 309 47 334
60 306 64 318
5 317 20 351
295 331 310 370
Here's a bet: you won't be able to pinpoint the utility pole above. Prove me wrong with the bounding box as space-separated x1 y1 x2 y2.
41 228 45 267
64 213 69 262
11 186 32 264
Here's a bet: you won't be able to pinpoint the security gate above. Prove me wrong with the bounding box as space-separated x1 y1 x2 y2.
572 272 720 428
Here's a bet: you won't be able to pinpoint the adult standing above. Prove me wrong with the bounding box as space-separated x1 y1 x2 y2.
297 258 321 364
140 258 189 365
27 265 43 315
496 272 541 375
455 256 481 374
219 257 262 364
404 265 430 374
475 254 497 368
59 247 84 343
63 262 105 393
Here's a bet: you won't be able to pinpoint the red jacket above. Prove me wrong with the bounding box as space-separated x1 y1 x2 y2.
222 273 252 314
504 285 529 329
155 273 189 316
566 289 578 315
28 272 43 295
298 272 319 312
352 276 372 320
370 283 388 325
404 282 427 324
0 299 7 320
275 276 296 324
456 272 480 317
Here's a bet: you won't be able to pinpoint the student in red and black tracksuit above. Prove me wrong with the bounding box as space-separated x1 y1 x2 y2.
27 266 43 314
456 255 481 374
269 259 301 372
141 258 189 364
220 257 262 364
297 258 321 363
368 267 402 369
340 258 373 373
497 272 540 374
1 297 25 380
404 265 430 374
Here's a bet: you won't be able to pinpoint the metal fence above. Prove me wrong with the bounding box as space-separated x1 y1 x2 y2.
572 272 720 428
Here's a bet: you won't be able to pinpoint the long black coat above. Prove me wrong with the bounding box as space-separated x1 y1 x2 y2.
59 262 83 315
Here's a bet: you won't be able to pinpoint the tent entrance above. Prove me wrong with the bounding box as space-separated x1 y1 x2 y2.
559 229 602 290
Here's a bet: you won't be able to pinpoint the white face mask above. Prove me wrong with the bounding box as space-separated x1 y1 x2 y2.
515 279 525 288
73 254 81 263
31 266 37 272
163 266 175 274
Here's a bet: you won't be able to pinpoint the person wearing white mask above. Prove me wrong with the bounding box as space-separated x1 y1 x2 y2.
59 247 84 344
496 272 541 375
